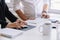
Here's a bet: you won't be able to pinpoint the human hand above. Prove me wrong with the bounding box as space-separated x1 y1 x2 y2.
6 19 27 28
41 13 50 18
16 19 27 25
6 23 20 28
28 17 35 20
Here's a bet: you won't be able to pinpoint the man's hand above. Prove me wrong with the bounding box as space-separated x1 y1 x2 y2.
41 13 50 18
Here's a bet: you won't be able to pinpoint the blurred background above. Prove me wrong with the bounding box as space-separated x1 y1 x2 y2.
5 0 60 21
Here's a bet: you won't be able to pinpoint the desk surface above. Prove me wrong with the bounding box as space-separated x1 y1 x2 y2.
0 24 43 40
0 18 58 40
0 25 50 40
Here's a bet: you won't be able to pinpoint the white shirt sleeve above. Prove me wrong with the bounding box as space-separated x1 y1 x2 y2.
13 0 21 11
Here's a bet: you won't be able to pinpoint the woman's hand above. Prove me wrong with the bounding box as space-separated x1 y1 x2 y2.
28 17 35 20
16 19 27 25
41 13 50 18
6 23 20 28
6 19 27 29
15 19 27 27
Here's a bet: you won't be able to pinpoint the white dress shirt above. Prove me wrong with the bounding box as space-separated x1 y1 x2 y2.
13 0 49 18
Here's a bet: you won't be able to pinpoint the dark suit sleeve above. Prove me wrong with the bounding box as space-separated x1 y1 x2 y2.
5 4 18 22
0 20 8 28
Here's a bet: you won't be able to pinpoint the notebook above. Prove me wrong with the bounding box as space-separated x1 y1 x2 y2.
0 28 23 38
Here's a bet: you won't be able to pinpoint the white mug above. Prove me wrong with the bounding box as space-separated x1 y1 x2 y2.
43 23 51 35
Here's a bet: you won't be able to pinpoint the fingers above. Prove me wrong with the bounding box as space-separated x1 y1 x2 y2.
28 17 35 20
41 14 50 18
16 19 27 25
15 21 27 28
6 23 17 28
21 21 27 25
6 20 27 29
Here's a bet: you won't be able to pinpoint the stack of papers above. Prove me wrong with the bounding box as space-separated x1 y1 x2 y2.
0 28 23 38
25 18 51 26
25 18 42 26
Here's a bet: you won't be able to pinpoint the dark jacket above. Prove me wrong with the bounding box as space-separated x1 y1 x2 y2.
0 0 18 28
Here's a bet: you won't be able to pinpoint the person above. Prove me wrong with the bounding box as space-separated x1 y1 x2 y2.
12 0 49 21
0 0 26 29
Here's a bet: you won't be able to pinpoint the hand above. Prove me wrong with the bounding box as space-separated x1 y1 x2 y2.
6 19 27 28
41 13 50 18
28 17 35 20
6 22 27 29
6 23 21 28
16 19 27 25
15 19 27 27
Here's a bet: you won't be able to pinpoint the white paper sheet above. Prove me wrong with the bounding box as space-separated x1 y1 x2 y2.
0 28 23 38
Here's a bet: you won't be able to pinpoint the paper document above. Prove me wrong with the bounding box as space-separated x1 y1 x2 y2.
25 18 42 26
25 18 51 26
0 28 23 38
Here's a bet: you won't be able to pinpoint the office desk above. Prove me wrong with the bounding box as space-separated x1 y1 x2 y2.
0 24 43 40
0 18 58 40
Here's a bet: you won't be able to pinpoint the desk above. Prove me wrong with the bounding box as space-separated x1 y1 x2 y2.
0 18 58 40
0 27 50 40
0 24 43 40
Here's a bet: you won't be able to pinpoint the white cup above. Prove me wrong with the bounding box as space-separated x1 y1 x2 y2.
43 23 51 36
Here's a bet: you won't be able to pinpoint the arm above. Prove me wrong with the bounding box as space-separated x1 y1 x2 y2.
15 10 28 21
43 4 48 13
43 0 49 13
5 4 18 22
13 0 28 21
1 4 18 28
41 0 49 18
1 1 26 29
